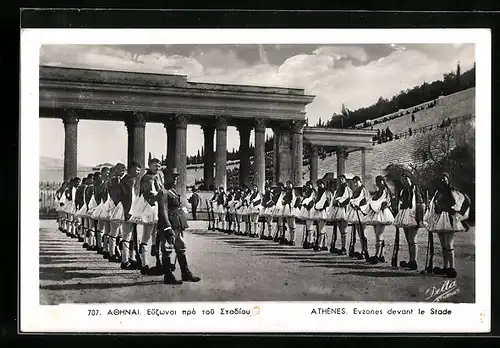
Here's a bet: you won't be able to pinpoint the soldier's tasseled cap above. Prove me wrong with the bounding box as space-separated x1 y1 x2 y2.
316 179 325 186
305 180 313 188
440 172 451 181
352 175 362 182
375 175 386 183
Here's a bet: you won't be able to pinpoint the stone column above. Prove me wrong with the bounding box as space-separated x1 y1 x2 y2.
277 123 293 184
131 112 146 168
202 124 215 190
164 119 176 169
361 147 374 191
291 120 305 186
254 118 267 192
336 147 348 187
309 145 319 184
272 126 280 185
125 120 134 167
215 116 228 191
62 111 79 182
174 115 189 205
237 124 251 187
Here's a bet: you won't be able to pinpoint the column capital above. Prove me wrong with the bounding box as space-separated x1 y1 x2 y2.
174 114 189 129
132 112 147 127
291 120 306 134
254 117 267 132
62 110 79 125
215 116 228 130
336 147 349 158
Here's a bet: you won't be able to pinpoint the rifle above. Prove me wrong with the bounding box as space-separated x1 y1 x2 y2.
391 191 400 268
355 208 370 261
423 190 434 274
348 223 356 258
205 200 213 231
329 222 338 253
133 224 141 267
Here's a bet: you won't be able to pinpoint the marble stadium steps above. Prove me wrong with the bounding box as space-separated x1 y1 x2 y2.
316 126 462 179
369 88 475 135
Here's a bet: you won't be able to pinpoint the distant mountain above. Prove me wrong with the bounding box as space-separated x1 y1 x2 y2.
40 156 94 170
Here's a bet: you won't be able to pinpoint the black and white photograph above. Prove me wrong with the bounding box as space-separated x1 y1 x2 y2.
21 28 490 333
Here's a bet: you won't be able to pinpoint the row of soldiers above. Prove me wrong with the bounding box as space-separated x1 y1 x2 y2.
207 172 471 278
55 159 200 285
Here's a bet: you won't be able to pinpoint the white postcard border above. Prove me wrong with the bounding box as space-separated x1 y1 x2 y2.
20 28 491 333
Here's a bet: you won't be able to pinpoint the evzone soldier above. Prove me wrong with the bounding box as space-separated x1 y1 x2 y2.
74 177 89 242
90 167 110 254
424 172 470 278
63 177 80 238
365 175 394 264
346 176 370 260
157 167 201 284
83 173 98 250
310 179 331 251
129 158 163 275
329 175 352 255
281 181 300 246
56 182 68 233
88 171 105 252
106 163 128 263
247 184 263 238
299 181 316 249
260 183 275 240
228 187 241 234
225 187 237 234
97 166 118 259
272 183 286 242
393 173 425 271
209 188 218 231
108 161 142 269
215 187 227 232
238 186 251 236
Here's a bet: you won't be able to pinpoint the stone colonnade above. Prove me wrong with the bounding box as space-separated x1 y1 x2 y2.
60 112 307 203
308 145 374 189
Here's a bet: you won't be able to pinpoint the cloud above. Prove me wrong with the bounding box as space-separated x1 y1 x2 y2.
313 45 369 62
39 43 475 164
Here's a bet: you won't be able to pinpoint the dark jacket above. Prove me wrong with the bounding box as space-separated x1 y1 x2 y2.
189 193 200 207
75 185 86 210
113 174 136 220
84 184 94 207
165 188 189 230
93 179 105 204
64 187 73 201
140 170 172 231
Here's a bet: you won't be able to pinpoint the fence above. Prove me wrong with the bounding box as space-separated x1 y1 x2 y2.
39 182 61 218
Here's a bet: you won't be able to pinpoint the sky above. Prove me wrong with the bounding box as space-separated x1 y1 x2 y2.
39 43 475 166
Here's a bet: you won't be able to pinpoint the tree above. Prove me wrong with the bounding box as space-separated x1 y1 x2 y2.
456 61 461 87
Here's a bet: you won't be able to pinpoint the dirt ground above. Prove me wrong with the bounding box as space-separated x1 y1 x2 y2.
38 219 475 304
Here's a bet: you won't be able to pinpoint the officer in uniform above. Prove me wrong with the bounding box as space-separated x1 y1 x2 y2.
157 168 201 285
